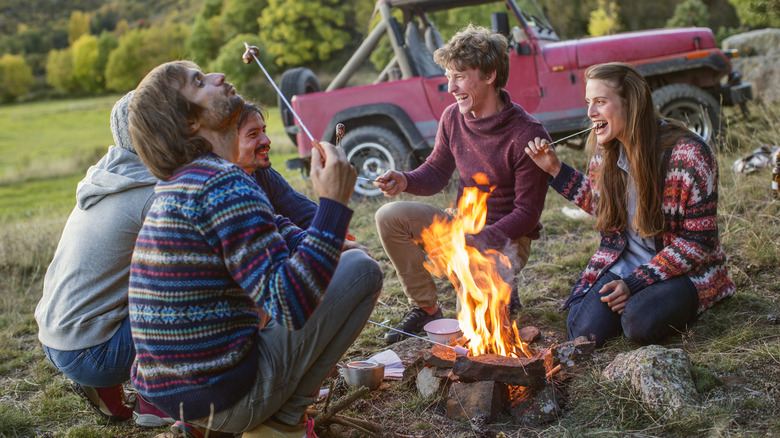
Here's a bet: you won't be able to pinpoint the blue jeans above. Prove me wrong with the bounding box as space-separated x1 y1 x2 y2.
195 249 383 433
566 271 698 347
41 317 135 388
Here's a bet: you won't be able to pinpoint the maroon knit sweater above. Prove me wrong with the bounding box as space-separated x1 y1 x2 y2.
404 90 551 250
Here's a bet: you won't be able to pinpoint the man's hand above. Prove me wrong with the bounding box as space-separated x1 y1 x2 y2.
310 141 356 206
373 170 407 198
599 279 632 315
524 137 562 178
342 239 371 256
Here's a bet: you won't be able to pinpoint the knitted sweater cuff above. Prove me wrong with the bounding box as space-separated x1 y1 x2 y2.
623 274 646 295
310 198 353 239
549 162 576 192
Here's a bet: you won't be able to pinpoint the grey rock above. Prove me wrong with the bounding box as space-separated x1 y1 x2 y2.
724 28 780 103
602 344 698 418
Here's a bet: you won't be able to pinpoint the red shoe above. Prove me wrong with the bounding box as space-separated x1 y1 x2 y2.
169 421 206 438
71 382 133 421
133 395 174 427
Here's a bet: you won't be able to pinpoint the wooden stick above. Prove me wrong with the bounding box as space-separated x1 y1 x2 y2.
546 363 562 379
314 386 371 425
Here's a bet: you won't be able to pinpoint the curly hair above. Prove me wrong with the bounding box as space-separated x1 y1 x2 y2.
433 24 509 89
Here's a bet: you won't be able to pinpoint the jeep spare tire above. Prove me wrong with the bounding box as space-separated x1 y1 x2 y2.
341 126 414 200
653 84 720 144
279 67 321 144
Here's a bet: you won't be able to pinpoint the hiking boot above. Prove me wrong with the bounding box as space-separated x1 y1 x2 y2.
134 395 174 428
384 306 443 345
71 382 133 421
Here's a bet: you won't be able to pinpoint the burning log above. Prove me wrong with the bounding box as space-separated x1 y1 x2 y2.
452 354 546 387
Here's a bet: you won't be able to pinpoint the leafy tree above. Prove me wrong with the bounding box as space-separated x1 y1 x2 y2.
667 0 710 28
588 0 622 36
95 31 119 89
208 33 277 104
71 34 100 93
258 0 352 68
728 0 780 27
0 53 34 102
618 0 681 32
68 11 91 45
185 14 225 65
45 48 76 93
222 0 268 40
541 0 597 39
105 24 189 92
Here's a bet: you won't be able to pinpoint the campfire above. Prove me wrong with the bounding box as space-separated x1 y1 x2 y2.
418 173 533 358
406 174 595 426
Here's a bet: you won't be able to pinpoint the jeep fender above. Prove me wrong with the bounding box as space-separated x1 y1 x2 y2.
325 103 431 156
634 52 730 87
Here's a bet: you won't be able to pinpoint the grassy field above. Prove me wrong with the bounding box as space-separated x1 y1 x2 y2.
0 96 778 437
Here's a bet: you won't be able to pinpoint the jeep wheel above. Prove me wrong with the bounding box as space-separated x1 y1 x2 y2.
279 67 321 144
653 84 720 144
341 126 414 200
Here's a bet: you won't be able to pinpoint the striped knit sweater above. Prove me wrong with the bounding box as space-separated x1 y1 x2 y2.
551 136 734 314
128 153 351 421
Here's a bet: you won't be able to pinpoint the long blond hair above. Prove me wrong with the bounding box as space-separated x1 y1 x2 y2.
585 63 691 238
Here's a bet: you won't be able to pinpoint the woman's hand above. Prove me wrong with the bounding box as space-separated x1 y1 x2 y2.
599 279 632 315
524 137 562 178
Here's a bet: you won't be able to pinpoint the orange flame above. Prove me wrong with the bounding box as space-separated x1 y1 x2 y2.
419 174 532 358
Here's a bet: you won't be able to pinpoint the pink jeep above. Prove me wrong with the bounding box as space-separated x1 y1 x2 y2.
279 0 752 198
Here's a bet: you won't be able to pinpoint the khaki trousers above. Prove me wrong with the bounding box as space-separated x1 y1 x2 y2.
376 201 531 308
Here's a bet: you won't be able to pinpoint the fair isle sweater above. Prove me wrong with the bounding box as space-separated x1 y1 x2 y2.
403 90 551 250
551 136 734 314
129 153 351 421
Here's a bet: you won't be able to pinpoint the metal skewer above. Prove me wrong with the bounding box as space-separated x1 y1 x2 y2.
242 42 316 144
541 125 595 150
368 320 469 356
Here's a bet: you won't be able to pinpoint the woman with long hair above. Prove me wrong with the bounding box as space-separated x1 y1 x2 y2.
525 62 734 347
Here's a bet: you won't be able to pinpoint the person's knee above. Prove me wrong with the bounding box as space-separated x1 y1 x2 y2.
375 202 403 237
621 308 672 345
340 249 383 296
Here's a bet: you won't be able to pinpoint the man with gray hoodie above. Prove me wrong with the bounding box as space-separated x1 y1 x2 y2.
34 91 173 427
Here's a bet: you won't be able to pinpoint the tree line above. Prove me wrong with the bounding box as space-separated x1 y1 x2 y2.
0 0 776 104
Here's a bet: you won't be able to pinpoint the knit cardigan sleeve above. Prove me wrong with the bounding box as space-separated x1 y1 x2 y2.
196 169 351 329
622 138 721 293
549 154 602 216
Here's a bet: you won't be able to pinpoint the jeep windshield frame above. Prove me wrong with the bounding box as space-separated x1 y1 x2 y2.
384 0 558 41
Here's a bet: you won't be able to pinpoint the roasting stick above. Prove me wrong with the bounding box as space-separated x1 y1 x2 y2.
368 320 469 356
337 124 377 184
242 42 325 158
540 125 595 151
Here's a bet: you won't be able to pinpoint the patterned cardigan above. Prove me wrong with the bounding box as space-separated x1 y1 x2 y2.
550 136 734 314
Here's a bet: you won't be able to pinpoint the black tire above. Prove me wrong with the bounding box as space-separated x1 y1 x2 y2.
652 84 721 145
341 126 415 200
278 67 321 144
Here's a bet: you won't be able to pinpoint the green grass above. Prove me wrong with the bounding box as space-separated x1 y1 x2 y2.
0 97 779 437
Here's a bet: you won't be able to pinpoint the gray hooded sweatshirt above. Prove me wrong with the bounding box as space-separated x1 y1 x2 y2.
35 92 158 350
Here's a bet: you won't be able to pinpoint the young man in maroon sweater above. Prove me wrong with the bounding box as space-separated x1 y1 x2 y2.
374 24 551 344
